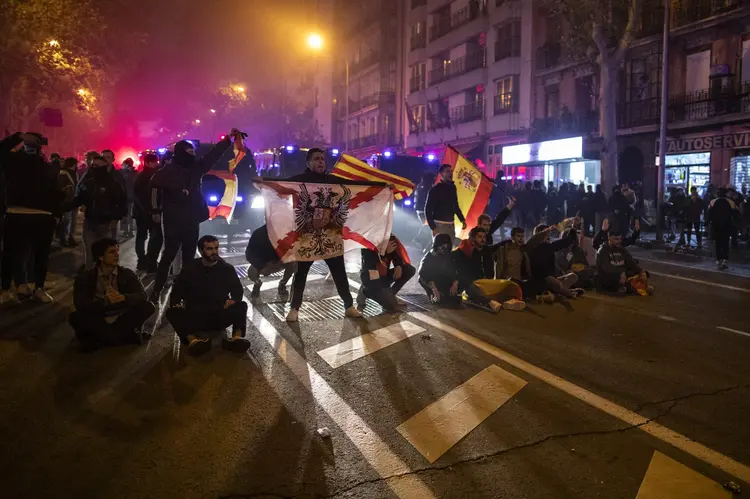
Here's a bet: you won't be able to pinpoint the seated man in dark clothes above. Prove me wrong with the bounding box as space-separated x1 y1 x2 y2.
166 235 249 356
418 233 461 307
495 226 548 299
357 234 415 312
528 223 585 301
452 227 525 312
245 224 296 298
592 217 640 250
70 238 155 351
596 231 654 295
555 229 596 289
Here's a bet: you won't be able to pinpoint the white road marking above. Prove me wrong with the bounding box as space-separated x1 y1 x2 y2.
408 312 750 484
716 326 750 339
635 451 730 498
397 364 527 463
659 316 677 322
317 321 425 369
648 270 750 293
246 304 437 499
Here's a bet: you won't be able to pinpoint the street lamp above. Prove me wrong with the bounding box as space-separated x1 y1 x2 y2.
307 33 350 153
194 119 201 124
210 109 216 114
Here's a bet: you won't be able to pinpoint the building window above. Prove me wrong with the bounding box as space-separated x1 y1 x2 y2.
410 21 426 51
575 75 595 113
495 19 521 62
545 85 560 118
410 63 426 92
494 75 518 114
686 50 711 93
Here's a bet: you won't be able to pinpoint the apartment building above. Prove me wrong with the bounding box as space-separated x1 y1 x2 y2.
617 0 750 196
403 0 535 178
328 0 407 162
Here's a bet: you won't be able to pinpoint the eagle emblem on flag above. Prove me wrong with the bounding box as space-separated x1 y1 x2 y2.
295 184 351 257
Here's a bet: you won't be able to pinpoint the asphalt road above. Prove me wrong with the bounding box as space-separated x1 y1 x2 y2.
1 231 749 499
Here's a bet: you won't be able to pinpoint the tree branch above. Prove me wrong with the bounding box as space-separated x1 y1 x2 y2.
592 22 609 61
614 0 643 63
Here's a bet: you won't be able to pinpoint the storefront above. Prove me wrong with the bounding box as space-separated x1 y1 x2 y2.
655 152 711 197
501 136 601 187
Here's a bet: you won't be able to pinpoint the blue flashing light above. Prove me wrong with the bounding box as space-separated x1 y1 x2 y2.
403 199 412 207
236 196 244 202
157 147 167 154
427 153 436 161
331 148 339 156
208 195 218 203
383 150 392 158
285 145 295 152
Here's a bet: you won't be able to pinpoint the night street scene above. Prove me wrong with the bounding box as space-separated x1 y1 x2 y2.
2 0 750 498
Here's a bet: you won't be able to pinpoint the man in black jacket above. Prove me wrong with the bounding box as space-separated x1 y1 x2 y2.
132 153 163 272
357 234 414 312
75 154 128 270
166 235 249 356
708 187 738 270
425 164 466 243
592 218 640 250
70 238 155 350
150 131 237 301
596 231 652 294
418 233 460 306
245 224 295 298
528 223 583 300
0 132 63 305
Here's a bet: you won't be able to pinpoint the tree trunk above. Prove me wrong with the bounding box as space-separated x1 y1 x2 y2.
599 60 619 191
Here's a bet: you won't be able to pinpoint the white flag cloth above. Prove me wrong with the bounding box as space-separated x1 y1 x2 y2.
257 181 394 263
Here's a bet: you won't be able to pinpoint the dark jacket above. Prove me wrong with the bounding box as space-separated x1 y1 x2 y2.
418 235 457 288
245 225 280 270
486 207 511 246
546 192 564 226
170 257 243 312
452 240 493 290
494 230 548 281
528 229 578 280
133 166 160 220
425 181 465 230
0 133 62 215
73 266 147 315
58 168 77 211
360 236 410 280
685 196 705 221
592 228 640 250
596 244 641 277
708 197 737 230
75 169 128 223
151 137 232 229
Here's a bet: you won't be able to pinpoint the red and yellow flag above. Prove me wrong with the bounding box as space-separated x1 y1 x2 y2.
332 154 415 200
442 145 493 239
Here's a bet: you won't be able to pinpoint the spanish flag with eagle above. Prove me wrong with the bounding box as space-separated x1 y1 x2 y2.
441 145 493 239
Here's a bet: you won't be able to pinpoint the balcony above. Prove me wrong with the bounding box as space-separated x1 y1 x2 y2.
340 91 395 115
428 1 487 42
535 41 562 71
409 120 426 135
449 100 485 125
494 92 517 114
411 32 426 51
529 109 599 142
409 75 426 93
618 81 750 128
639 0 744 36
428 50 486 86
495 38 521 62
349 134 378 149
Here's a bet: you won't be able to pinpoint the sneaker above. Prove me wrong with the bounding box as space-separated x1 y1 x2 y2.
488 300 503 313
541 291 555 304
32 288 54 303
571 288 585 298
0 290 19 306
222 337 250 353
720 260 729 270
286 308 299 322
344 306 364 319
250 281 261 298
502 299 527 311
187 337 211 356
356 288 367 309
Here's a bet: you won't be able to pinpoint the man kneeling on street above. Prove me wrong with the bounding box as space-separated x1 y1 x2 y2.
418 233 461 307
453 227 526 312
357 234 415 312
166 235 249 356
596 231 654 295
245 224 295 299
70 238 155 351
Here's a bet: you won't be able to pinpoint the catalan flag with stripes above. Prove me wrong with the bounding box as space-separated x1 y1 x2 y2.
332 154 415 200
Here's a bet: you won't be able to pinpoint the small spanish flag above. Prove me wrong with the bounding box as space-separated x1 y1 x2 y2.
331 154 415 200
442 145 493 239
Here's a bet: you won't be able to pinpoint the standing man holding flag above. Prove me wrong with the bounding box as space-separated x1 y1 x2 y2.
426 164 466 244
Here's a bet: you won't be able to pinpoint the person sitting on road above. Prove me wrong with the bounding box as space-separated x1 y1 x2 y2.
166 235 249 356
357 234 415 312
476 195 515 247
418 233 461 307
495 226 548 300
245 224 295 299
592 218 640 250
596 231 654 295
555 228 596 289
452 227 525 313
70 238 155 351
528 223 584 302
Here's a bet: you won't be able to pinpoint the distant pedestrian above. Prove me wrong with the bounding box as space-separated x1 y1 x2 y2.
132 153 163 272
120 157 137 238
708 187 738 270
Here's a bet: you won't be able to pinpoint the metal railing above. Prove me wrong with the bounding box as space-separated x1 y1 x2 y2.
409 74 425 93
428 50 486 86
640 0 744 36
428 1 487 42
410 32 426 51
449 100 485 125
535 41 562 70
494 93 516 114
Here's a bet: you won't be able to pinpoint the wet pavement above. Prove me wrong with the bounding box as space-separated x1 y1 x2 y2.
1 229 749 499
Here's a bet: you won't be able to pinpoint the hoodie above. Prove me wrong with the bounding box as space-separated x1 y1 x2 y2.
596 244 640 278
452 239 493 289
418 233 457 288
425 181 465 230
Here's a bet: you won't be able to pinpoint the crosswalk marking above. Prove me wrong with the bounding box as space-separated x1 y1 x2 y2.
317 321 425 369
246 303 437 499
408 312 750 484
636 451 730 498
397 364 527 463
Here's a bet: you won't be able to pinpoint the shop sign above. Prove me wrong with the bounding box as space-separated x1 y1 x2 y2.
656 132 750 154
503 136 583 165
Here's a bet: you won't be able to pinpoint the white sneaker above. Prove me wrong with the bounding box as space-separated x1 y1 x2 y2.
489 300 503 313
344 306 364 319
286 308 299 322
33 288 54 303
0 290 19 305
502 299 527 311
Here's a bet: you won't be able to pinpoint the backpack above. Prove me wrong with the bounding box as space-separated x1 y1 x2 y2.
90 176 123 222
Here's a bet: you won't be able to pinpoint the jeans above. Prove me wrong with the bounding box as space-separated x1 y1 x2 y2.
82 220 119 269
544 273 579 298
152 224 200 296
56 209 78 242
681 221 702 247
135 217 163 269
361 264 415 310
166 301 248 343
1 213 56 290
290 255 353 309
69 301 155 347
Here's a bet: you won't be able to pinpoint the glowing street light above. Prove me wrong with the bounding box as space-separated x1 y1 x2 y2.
77 88 88 96
194 119 201 124
49 40 60 47
233 85 245 93
210 109 216 114
306 33 323 51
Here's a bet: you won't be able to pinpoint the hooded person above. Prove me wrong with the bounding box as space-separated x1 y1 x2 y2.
417 233 460 306
149 132 237 301
357 234 415 312
596 230 653 295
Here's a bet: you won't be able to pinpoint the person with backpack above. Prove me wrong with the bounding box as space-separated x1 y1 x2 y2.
132 153 163 272
56 157 79 247
74 154 127 270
